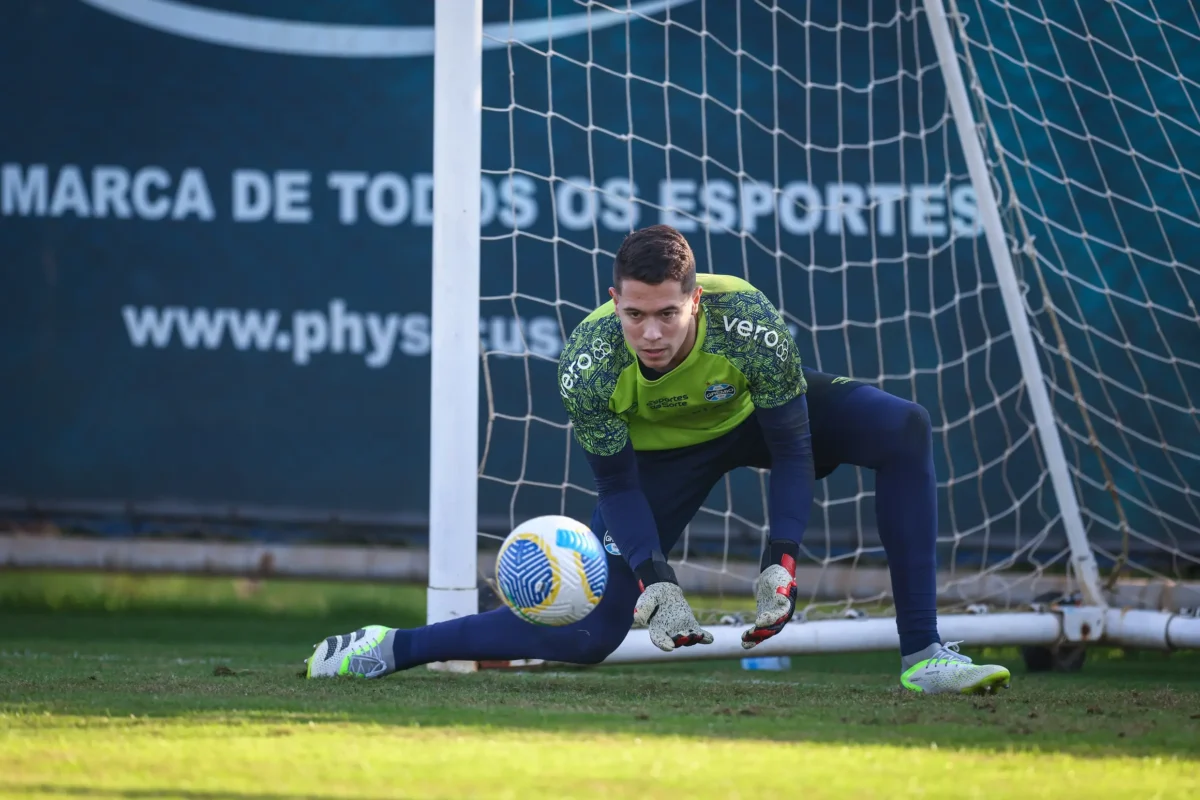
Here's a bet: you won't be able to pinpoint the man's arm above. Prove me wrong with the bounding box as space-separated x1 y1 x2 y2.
584 442 662 575
729 292 813 648
585 443 713 651
738 392 814 649
559 356 661 576
756 391 815 567
559 331 712 652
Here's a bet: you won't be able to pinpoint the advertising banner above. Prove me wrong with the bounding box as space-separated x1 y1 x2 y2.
2 1 1190 559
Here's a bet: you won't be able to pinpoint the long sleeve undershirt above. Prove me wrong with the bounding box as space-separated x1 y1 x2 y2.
756 392 815 549
584 441 659 571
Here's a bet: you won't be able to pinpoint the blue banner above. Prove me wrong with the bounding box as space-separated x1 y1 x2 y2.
1 1 1194 565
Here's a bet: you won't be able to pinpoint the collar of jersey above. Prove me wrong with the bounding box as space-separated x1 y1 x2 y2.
631 305 709 384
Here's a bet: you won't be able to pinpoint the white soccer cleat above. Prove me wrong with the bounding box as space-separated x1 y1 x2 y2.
304 625 393 679
900 640 1011 695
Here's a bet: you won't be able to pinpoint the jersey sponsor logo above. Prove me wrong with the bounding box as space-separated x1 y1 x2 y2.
80 0 696 58
602 532 621 556
721 314 790 361
559 337 614 394
647 394 689 410
704 382 736 402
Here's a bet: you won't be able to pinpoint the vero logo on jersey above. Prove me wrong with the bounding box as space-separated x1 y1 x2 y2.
722 314 790 362
559 338 614 395
80 0 697 58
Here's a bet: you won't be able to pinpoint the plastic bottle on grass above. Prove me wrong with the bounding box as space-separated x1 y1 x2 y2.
721 613 793 671
740 656 791 671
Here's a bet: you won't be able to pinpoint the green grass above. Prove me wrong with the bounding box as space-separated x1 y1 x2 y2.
1 571 1198 799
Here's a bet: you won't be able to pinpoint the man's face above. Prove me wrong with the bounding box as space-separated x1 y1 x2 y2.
610 278 703 371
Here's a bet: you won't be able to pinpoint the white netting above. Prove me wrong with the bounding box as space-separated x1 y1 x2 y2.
950 0 1200 597
471 0 1199 622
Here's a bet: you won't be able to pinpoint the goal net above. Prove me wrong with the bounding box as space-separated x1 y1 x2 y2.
448 0 1199 659
947 0 1200 605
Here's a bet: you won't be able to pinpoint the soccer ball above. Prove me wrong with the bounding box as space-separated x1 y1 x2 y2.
495 515 608 626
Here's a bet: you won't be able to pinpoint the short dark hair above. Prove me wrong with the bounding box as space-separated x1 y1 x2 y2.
613 224 696 293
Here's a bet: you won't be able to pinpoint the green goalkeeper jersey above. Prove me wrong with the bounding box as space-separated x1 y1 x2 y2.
558 274 807 457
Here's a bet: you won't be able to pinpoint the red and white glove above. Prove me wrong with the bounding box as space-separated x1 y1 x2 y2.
741 553 798 649
633 555 714 652
634 582 714 651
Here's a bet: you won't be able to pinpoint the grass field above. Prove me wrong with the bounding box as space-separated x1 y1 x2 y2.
1 571 1198 799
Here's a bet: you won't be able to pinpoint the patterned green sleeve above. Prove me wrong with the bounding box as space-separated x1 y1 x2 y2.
709 289 806 409
557 316 631 457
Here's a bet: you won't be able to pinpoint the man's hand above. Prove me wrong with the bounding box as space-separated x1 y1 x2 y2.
741 556 798 649
633 582 714 652
631 552 714 652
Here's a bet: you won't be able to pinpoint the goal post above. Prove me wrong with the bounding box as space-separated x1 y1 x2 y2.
427 0 484 632
921 0 1106 608
427 0 1200 662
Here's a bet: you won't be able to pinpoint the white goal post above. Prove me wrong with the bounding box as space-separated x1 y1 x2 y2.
427 0 484 629
429 0 1200 663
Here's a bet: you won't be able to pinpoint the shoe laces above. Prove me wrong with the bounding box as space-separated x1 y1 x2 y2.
932 640 974 665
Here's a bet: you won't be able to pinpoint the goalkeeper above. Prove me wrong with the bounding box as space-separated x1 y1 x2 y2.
307 224 1011 695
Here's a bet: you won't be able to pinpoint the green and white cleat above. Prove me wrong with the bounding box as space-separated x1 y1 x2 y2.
900 640 1011 695
305 625 394 679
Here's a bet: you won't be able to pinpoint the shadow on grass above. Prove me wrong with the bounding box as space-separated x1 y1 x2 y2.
1 608 422 647
0 571 427 638
4 632 1199 763
3 568 1199 767
0 786 393 800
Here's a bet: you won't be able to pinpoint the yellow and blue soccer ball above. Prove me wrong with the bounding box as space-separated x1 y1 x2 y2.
495 515 608 626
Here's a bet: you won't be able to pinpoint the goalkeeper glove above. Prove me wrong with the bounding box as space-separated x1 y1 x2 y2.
741 541 799 649
632 554 714 652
